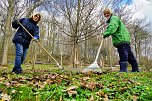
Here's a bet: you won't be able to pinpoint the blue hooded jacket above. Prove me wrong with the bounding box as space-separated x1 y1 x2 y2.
12 18 39 48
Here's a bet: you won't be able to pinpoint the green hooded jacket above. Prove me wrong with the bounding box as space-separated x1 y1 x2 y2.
103 15 130 47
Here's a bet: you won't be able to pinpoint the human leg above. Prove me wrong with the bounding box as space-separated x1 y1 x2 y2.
21 47 28 64
117 43 128 72
127 46 140 72
12 43 23 74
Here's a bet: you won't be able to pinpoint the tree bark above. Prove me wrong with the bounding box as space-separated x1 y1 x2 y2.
1 0 14 66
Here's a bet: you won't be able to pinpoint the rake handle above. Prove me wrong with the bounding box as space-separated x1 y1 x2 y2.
17 21 63 70
95 39 103 62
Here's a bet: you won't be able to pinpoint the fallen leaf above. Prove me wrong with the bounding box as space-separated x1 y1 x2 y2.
131 95 138 101
11 90 16 94
1 93 11 101
66 86 78 91
67 90 77 96
104 94 109 101
96 90 105 97
120 87 128 93
81 82 96 90
82 77 90 81
89 95 94 101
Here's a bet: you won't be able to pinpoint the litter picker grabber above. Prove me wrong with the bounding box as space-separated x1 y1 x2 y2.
82 39 103 73
17 21 64 70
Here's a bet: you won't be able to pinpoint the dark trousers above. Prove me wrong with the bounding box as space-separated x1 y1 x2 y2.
117 43 139 72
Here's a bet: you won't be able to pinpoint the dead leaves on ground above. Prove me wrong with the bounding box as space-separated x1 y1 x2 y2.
0 70 150 100
1 73 71 88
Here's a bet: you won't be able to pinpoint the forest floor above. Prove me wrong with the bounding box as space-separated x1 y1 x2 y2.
0 64 152 101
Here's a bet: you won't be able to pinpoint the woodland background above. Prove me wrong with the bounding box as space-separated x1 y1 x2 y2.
0 0 152 70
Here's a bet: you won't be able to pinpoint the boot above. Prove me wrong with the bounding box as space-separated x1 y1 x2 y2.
119 61 128 72
12 67 22 74
131 62 140 72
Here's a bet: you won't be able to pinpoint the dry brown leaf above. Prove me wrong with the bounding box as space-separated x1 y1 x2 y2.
120 87 128 93
67 90 77 96
45 79 54 84
81 82 96 90
96 82 103 89
127 79 134 84
96 90 105 97
0 77 5 81
86 84 95 90
57 78 62 85
131 95 138 101
109 83 114 87
59 96 63 101
82 77 90 81
5 82 11 87
89 95 94 101
104 94 109 101
1 93 11 101
66 86 78 91
60 75 69 79
11 89 16 94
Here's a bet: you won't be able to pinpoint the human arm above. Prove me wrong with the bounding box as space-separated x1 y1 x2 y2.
33 26 40 41
103 16 119 38
12 18 24 29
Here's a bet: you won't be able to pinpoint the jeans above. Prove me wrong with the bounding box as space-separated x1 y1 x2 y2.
13 43 28 71
117 43 139 72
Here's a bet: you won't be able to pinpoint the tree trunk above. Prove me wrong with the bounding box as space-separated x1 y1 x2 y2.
1 0 14 66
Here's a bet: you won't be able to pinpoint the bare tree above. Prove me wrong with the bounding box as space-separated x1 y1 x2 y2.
43 0 104 67
130 18 151 64
1 0 15 66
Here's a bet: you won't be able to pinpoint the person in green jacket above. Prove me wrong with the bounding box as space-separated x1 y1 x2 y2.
103 8 140 72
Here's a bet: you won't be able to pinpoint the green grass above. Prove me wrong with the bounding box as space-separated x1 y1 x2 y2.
0 64 152 101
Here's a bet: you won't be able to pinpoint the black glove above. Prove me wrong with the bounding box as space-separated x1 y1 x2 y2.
14 19 20 25
103 36 106 39
12 19 20 29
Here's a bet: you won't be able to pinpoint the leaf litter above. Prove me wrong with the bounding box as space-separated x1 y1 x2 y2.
0 69 152 100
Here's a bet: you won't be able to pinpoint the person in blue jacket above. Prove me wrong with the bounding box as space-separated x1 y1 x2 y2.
11 12 41 74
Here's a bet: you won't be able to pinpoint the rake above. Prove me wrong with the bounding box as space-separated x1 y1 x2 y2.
82 39 103 73
18 21 64 71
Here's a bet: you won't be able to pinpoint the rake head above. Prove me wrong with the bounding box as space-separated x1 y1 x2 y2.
82 61 102 73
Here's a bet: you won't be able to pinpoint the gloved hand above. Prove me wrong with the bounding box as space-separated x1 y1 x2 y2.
103 34 108 39
103 36 106 39
16 19 20 24
33 37 38 42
